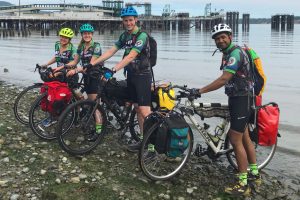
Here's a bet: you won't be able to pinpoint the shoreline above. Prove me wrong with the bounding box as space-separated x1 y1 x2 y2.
0 81 299 199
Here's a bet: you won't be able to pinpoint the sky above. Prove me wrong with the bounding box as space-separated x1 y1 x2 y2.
5 0 300 18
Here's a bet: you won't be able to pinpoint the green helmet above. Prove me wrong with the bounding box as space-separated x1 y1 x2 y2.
80 23 94 33
59 28 74 39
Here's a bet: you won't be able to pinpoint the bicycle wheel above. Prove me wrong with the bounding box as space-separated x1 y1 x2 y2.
13 83 43 125
139 122 194 181
29 93 75 140
225 126 277 170
57 99 107 156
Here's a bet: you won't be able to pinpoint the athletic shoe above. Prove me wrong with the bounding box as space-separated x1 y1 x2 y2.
224 182 251 196
41 117 57 127
127 141 142 153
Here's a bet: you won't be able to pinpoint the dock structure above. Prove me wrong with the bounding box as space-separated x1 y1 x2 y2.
0 3 224 37
242 14 250 32
226 12 239 32
271 14 294 31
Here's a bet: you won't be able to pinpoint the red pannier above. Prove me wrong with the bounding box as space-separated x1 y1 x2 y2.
40 81 72 116
256 102 280 146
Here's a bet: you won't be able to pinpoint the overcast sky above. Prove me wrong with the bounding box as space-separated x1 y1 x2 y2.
6 0 300 18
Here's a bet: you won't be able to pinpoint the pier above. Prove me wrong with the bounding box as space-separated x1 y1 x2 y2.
271 14 294 31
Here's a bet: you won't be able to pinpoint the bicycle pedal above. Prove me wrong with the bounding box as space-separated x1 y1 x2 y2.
194 144 207 157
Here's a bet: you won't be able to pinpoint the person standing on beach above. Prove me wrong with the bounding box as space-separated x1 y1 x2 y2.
90 6 152 152
40 27 78 127
66 23 104 141
192 23 261 196
41 27 77 72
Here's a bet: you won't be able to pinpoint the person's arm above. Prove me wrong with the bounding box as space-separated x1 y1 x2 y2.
199 71 233 94
42 57 56 67
90 46 118 66
112 50 139 72
67 54 80 68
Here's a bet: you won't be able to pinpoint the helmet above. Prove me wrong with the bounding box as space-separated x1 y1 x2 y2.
80 23 94 33
120 6 138 17
59 28 74 39
211 24 232 39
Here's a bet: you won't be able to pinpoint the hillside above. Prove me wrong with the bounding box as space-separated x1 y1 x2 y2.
0 1 13 6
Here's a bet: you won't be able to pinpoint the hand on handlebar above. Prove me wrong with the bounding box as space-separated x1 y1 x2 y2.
189 88 201 98
103 69 114 80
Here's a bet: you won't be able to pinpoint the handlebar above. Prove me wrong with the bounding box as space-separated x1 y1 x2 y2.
163 84 201 101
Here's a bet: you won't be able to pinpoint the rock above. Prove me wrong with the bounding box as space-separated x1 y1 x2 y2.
40 170 47 175
55 178 61 184
178 197 185 200
10 194 20 200
186 188 193 194
79 174 87 180
119 192 125 196
62 157 68 163
70 177 80 183
0 180 9 187
4 68 8 73
2 157 9 163
22 167 29 173
97 172 103 176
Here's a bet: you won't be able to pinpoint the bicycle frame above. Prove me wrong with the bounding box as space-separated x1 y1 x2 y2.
178 99 232 155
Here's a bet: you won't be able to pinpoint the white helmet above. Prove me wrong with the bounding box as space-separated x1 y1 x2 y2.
211 24 232 39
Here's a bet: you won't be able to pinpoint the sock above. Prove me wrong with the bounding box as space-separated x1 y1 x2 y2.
95 124 102 134
249 163 259 175
148 144 155 152
239 172 248 186
139 133 143 140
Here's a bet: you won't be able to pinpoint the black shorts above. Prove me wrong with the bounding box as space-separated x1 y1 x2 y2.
228 96 252 133
83 75 98 94
127 73 152 106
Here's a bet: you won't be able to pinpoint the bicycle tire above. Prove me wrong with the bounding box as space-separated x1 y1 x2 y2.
13 83 43 125
29 93 75 140
139 122 194 181
57 99 107 156
225 128 277 170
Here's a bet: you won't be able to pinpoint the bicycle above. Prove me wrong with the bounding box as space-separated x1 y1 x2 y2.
28 66 84 140
138 85 278 181
56 68 140 156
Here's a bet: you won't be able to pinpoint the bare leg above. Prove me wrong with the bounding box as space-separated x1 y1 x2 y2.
134 104 151 135
228 129 248 173
243 126 257 164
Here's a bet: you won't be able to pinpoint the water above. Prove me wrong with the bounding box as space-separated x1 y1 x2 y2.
0 24 299 178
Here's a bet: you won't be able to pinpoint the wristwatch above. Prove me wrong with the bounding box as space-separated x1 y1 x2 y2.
111 68 117 74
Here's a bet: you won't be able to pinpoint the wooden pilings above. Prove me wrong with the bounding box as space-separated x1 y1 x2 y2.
242 14 250 32
271 15 294 31
226 12 239 32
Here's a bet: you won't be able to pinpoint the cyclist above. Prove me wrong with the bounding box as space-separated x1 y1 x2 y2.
40 27 78 127
90 6 152 152
41 27 77 73
193 24 260 195
67 23 104 140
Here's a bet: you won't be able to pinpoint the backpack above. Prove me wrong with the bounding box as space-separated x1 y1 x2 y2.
145 111 190 157
134 31 157 67
243 45 266 96
226 45 266 97
40 81 72 116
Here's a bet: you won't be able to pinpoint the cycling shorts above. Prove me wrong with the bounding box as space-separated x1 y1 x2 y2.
127 73 152 106
228 96 253 133
83 75 98 94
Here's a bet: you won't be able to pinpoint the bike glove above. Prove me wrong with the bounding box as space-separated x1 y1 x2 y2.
190 88 201 97
104 69 114 80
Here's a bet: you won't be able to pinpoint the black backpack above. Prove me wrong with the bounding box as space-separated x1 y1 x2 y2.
134 31 157 67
